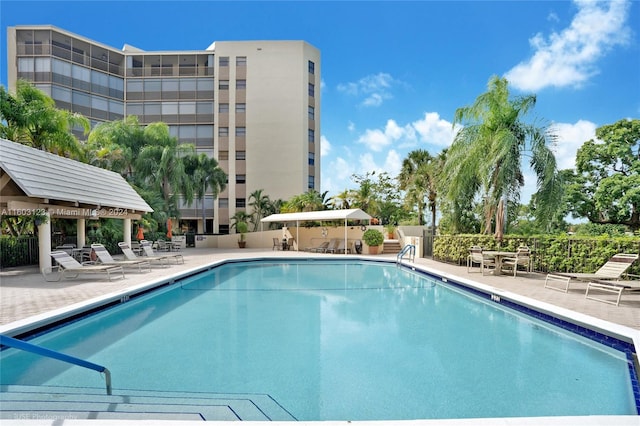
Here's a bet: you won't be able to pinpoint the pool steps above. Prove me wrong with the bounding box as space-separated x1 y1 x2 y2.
0 385 297 421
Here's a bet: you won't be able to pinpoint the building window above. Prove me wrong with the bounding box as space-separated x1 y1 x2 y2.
308 105 314 121
218 150 229 160
236 79 246 90
236 103 246 113
308 152 315 166
219 103 229 113
308 83 315 97
219 56 229 67
236 174 246 184
219 198 229 208
308 176 315 190
219 80 229 90
236 150 246 160
236 56 247 66
308 60 315 74
236 198 246 208
308 129 315 143
219 127 229 136
236 127 246 136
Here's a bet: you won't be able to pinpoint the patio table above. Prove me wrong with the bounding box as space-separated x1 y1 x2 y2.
483 251 517 276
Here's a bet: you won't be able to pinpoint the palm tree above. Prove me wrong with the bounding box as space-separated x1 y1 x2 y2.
248 189 272 231
329 189 353 210
135 122 196 218
184 153 227 233
444 75 561 235
1 80 89 159
398 150 433 226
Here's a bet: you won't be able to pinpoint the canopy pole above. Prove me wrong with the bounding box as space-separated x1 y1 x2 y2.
296 220 299 251
344 218 348 254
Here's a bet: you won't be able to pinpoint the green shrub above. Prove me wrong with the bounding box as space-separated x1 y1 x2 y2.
362 229 384 246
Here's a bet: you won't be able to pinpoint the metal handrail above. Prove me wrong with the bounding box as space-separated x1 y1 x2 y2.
0 334 112 395
397 244 416 264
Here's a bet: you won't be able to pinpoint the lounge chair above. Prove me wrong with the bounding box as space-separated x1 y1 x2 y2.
500 246 531 277
272 237 282 251
118 242 170 268
140 241 184 264
467 246 496 276
545 253 638 292
328 239 350 254
91 244 151 273
585 279 640 306
306 241 330 253
43 251 125 282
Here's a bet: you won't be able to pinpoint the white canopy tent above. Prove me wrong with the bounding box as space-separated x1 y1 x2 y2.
260 209 372 253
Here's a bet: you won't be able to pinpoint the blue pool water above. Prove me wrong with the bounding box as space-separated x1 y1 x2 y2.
1 260 637 420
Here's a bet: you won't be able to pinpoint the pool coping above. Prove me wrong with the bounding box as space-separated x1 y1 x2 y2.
1 254 639 421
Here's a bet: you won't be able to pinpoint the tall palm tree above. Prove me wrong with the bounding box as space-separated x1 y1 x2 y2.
398 150 433 226
184 153 227 233
329 189 353 210
248 189 272 231
444 75 561 235
135 122 196 218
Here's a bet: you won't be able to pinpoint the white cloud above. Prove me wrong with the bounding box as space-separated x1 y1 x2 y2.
320 135 331 157
322 156 355 194
337 72 398 107
357 119 411 152
505 0 631 91
412 112 460 147
551 119 597 170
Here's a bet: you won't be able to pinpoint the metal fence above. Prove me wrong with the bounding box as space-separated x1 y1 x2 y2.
0 237 39 269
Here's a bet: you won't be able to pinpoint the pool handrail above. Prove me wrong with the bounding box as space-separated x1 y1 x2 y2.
0 334 112 395
397 244 416 263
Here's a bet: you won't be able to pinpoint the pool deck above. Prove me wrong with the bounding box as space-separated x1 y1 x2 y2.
1 247 638 332
1 247 639 426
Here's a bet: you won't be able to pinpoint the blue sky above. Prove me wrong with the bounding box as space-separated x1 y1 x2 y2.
1 0 639 203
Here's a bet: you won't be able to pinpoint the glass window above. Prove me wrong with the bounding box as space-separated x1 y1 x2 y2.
72 91 91 107
52 86 72 103
308 105 314 121
35 57 50 72
219 198 229 208
144 79 161 92
52 58 71 75
180 78 196 91
236 80 246 90
236 198 246 208
91 96 108 111
236 150 246 160
219 127 229 136
308 83 315 97
18 57 34 72
162 79 179 92
127 80 143 93
236 175 246 184
308 176 315 189
236 56 247 66
308 129 315 143
162 101 178 115
197 79 214 91
308 152 315 166
180 125 197 139
308 60 315 74
196 102 214 115
219 56 229 67
145 102 161 115
110 99 124 115
235 127 246 136
236 103 246 113
127 103 144 116
219 80 229 90
219 103 229 113
196 125 213 138
179 101 196 114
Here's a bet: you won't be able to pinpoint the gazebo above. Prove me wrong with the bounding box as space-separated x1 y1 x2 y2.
0 138 153 271
261 208 372 254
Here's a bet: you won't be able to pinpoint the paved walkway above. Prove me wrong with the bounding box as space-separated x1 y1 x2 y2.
1 248 638 331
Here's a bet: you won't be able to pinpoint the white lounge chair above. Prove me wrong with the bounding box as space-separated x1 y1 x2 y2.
585 279 640 306
118 242 170 268
140 240 184 264
545 253 638 292
91 244 151 273
43 251 125 282
306 241 330 253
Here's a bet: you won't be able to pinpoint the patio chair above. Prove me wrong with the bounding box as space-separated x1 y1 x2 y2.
306 241 330 253
467 246 496 276
545 253 639 293
118 242 170 268
328 239 350 254
272 237 282 251
91 244 152 273
140 240 184 264
500 246 531 277
43 251 125 282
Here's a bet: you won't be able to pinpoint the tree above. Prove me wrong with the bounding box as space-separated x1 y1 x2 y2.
0 80 89 159
281 190 327 213
565 119 640 231
135 122 196 218
248 189 272 231
398 149 444 228
184 153 227 233
444 75 562 235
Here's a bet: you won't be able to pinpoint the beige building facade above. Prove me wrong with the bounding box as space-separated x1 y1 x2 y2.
6 25 321 234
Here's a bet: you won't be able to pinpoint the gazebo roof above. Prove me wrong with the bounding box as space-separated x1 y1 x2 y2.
261 208 372 223
0 138 152 218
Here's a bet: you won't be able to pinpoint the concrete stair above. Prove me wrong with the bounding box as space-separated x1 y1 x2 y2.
0 385 297 421
383 239 402 254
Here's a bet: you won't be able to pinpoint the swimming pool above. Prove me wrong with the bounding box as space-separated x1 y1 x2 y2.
1 259 638 420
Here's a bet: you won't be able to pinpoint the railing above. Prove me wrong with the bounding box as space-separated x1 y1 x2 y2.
0 335 112 395
397 244 416 264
